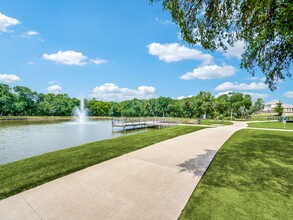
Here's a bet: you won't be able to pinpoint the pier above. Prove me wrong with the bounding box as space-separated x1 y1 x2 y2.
267 116 293 123
112 118 178 131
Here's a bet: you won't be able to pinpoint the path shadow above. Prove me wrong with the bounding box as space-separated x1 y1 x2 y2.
177 149 217 177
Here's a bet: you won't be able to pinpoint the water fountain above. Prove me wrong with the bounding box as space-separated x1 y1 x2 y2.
74 99 88 123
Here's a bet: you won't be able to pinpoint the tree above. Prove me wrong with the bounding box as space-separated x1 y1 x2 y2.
85 99 113 116
182 97 195 118
109 103 121 117
150 0 293 90
168 100 183 117
195 91 214 118
0 84 15 116
154 97 173 117
274 100 284 116
13 86 38 115
227 92 252 118
214 94 230 118
141 99 157 116
251 98 265 114
120 99 143 117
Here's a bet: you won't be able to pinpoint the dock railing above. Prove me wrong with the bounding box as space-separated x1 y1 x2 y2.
111 117 178 130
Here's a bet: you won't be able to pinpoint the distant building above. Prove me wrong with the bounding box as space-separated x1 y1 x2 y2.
263 101 293 113
283 104 293 113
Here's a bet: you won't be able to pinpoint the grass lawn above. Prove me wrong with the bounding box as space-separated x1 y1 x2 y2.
180 129 293 220
0 126 205 200
248 122 293 130
178 118 233 125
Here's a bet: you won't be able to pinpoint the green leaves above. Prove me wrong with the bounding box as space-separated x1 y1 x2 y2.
151 0 293 90
274 100 284 116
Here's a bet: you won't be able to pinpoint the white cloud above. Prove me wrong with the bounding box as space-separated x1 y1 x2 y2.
245 92 269 100
147 42 213 64
217 40 245 59
155 18 174 25
215 91 233 98
215 90 268 101
91 83 157 101
177 95 193 100
215 82 268 91
246 92 269 101
283 91 293 98
246 76 266 82
0 74 20 83
25 31 39 36
177 96 186 100
43 51 87 66
90 58 108 65
0 12 20 32
180 65 237 80
47 85 62 93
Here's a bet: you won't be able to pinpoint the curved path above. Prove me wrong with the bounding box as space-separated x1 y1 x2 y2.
0 122 247 220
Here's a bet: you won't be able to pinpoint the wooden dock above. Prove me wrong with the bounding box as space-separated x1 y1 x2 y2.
112 118 177 131
267 116 293 122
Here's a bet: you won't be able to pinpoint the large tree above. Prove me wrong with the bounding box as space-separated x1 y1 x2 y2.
150 0 293 90
0 84 15 116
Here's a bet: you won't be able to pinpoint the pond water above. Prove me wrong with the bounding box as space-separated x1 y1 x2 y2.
0 120 140 165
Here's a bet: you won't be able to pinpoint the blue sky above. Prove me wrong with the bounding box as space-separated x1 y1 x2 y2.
0 0 292 103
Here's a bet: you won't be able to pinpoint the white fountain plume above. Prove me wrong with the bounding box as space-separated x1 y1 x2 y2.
74 99 88 123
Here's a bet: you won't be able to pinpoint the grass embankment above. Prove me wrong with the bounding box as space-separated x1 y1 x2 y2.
0 126 205 200
0 116 73 121
248 122 293 130
198 120 232 125
170 118 232 125
0 116 113 121
180 129 293 220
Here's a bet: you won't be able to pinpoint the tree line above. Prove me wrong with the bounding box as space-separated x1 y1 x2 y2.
0 83 264 119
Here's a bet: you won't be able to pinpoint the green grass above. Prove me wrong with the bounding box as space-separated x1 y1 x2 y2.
0 126 205 200
0 116 73 121
174 118 232 125
248 122 293 130
198 119 232 125
180 129 293 220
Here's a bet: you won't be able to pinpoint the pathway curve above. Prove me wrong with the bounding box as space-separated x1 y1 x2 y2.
0 122 247 220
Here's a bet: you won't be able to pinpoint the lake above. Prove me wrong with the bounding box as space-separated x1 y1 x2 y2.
0 119 140 165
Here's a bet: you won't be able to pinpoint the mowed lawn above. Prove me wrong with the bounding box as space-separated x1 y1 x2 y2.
248 121 293 130
0 126 205 200
180 129 293 220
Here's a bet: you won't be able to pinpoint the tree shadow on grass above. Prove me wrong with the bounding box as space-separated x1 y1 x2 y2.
177 149 217 177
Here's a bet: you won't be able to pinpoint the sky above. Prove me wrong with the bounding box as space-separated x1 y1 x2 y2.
0 0 292 104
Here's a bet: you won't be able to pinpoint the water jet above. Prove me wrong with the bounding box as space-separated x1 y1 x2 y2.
74 99 88 123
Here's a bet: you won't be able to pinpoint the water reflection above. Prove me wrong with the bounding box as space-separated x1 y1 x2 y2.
0 120 143 165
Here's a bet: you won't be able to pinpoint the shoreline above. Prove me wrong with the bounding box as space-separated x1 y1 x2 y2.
0 126 205 200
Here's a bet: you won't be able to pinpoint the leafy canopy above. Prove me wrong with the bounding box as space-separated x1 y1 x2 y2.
150 0 293 90
274 100 284 116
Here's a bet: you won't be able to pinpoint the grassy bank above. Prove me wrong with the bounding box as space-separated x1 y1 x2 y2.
0 116 73 121
248 121 293 130
0 116 233 126
180 129 293 220
0 126 205 200
0 116 115 121
182 119 232 125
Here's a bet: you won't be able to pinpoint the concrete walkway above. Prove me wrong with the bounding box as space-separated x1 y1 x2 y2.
0 122 247 220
